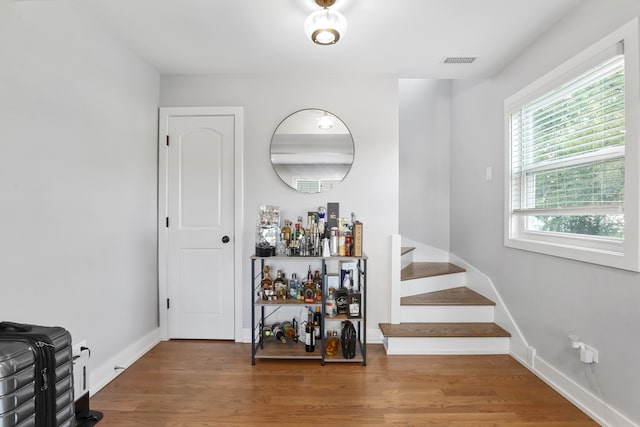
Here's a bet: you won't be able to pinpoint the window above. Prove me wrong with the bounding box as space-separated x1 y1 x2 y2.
505 19 640 271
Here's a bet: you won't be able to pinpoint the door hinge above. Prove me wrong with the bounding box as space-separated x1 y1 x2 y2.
166 217 169 228
166 135 169 146
167 298 170 309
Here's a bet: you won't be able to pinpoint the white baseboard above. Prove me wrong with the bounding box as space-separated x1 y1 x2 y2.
532 356 637 427
89 328 161 397
238 327 252 344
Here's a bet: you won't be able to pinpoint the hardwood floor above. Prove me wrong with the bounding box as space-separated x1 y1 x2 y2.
90 341 597 426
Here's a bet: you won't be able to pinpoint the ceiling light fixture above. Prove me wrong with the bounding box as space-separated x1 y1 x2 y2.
304 0 347 46
317 112 334 130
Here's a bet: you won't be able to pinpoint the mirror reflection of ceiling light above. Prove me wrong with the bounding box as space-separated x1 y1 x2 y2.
304 0 347 46
318 112 334 130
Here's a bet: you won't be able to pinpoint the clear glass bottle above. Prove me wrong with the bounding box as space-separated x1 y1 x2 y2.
275 233 287 256
282 320 296 340
272 323 287 343
325 330 340 357
288 272 299 300
261 265 273 301
273 269 286 300
313 270 323 302
303 266 315 303
281 220 291 246
326 288 337 318
261 324 272 340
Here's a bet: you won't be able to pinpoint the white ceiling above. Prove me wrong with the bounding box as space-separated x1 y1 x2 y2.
80 0 583 79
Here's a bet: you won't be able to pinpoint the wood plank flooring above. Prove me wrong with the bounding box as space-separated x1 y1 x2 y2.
89 341 596 426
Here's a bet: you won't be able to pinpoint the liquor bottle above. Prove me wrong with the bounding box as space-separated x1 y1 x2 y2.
313 306 321 339
325 330 340 357
281 220 291 245
272 323 287 343
261 265 273 301
261 324 272 340
336 270 349 315
296 216 304 240
345 232 352 257
342 269 352 289
330 227 339 256
318 207 326 239
305 310 315 352
303 266 315 303
283 320 296 340
273 269 286 300
326 288 337 318
347 269 361 318
275 233 286 256
288 272 299 300
313 270 323 302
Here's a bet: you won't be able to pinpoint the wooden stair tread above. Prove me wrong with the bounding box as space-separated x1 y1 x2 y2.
401 262 465 281
401 287 495 306
379 322 511 338
401 246 415 256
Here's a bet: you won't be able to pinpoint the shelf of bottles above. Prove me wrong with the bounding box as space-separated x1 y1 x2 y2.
250 255 367 366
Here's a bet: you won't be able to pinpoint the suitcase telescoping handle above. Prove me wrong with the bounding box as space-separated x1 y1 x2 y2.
0 321 33 332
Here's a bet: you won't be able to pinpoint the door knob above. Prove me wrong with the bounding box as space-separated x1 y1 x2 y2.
222 235 230 244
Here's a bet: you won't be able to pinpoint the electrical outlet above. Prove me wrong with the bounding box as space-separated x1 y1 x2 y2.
72 340 87 357
580 344 599 364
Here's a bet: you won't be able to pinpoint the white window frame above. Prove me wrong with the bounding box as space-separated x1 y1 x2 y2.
504 18 640 272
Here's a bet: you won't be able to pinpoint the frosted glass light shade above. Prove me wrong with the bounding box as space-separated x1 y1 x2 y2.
304 8 347 45
317 113 334 129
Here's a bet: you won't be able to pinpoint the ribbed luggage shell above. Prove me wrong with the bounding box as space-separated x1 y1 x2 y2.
0 342 36 427
0 324 74 427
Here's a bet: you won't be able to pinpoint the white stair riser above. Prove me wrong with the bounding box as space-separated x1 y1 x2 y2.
400 305 495 323
401 272 466 297
401 251 413 270
383 336 510 355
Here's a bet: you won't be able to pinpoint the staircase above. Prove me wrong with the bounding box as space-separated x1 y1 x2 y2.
380 246 511 355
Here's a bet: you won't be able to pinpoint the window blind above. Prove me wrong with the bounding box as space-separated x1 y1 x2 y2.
510 54 625 217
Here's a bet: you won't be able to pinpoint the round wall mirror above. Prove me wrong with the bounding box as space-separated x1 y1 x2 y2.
270 109 354 193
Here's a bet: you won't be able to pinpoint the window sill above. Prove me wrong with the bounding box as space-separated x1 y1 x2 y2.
504 234 639 272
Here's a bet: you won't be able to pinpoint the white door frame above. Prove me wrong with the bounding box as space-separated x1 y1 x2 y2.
158 107 244 342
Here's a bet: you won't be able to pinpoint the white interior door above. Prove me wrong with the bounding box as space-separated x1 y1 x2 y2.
165 114 235 339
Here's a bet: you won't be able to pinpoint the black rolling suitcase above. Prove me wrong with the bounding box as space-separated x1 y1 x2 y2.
0 322 75 427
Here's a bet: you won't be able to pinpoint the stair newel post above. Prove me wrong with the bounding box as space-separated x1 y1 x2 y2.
390 234 402 324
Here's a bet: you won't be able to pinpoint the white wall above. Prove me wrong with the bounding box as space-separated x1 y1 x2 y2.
0 0 160 384
399 79 450 251
449 1 640 424
160 74 399 336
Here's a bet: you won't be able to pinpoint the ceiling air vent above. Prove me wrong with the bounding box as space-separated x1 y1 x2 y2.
442 56 477 64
